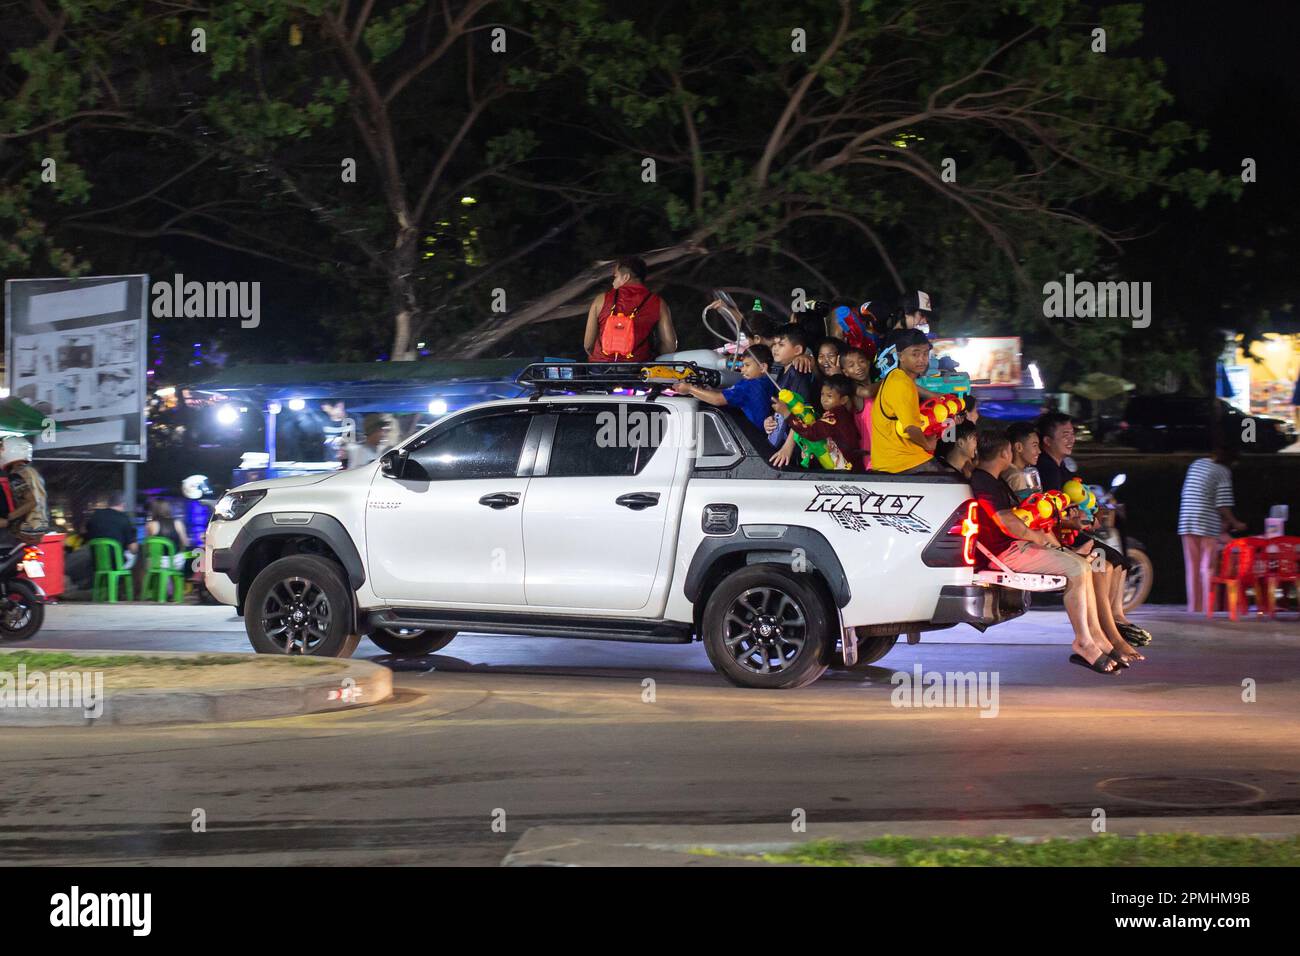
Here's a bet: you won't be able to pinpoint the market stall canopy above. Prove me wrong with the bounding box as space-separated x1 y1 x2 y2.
0 395 53 436
189 358 544 413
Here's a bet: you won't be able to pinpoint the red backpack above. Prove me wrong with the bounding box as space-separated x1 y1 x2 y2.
598 289 651 359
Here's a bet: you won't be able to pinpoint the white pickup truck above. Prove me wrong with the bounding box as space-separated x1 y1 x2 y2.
204 363 1033 689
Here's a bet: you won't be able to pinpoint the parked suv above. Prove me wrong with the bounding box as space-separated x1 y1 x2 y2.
204 363 1038 689
1118 396 1294 453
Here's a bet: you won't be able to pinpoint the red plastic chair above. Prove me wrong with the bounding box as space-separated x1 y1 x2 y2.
1207 538 1258 620
1258 540 1299 617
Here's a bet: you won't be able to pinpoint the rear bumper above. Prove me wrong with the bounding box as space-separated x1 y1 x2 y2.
930 584 1027 632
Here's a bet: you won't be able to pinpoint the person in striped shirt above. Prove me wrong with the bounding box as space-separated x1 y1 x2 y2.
1178 445 1248 613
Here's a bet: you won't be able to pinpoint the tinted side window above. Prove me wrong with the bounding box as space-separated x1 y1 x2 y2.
547 407 668 477
403 414 531 481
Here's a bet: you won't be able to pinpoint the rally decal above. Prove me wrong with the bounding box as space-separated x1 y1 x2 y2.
806 484 932 535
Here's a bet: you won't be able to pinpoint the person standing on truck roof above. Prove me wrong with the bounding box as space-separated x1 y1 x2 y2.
871 329 942 474
969 431 1131 674
584 256 677 362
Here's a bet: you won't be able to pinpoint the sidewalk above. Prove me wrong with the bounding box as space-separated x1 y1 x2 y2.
503 815 1300 866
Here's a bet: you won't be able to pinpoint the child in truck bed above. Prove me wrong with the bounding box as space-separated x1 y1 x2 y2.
675 345 777 431
772 374 861 472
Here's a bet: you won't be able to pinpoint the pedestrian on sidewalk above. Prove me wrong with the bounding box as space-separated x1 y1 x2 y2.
1178 444 1248 613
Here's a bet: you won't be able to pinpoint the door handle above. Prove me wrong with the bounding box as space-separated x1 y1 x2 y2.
478 492 520 509
615 492 660 511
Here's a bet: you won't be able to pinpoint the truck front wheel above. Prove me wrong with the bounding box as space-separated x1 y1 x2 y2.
245 555 360 658
702 566 832 689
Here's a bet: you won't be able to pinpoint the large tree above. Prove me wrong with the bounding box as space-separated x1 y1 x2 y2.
4 0 1233 368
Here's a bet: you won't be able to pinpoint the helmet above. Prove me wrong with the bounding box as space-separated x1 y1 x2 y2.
0 437 33 468
182 474 214 500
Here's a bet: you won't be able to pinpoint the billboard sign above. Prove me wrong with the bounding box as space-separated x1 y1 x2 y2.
5 275 148 462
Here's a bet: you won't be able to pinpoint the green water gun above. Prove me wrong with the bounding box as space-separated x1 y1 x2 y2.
777 388 837 470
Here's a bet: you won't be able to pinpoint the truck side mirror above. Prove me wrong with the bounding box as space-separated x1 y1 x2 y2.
379 449 406 479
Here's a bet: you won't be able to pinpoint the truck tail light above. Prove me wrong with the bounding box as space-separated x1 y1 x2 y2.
922 499 980 568
959 501 978 566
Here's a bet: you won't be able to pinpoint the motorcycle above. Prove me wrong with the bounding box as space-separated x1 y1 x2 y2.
0 542 47 641
1088 473 1153 612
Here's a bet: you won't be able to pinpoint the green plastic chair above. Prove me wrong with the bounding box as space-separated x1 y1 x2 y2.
141 536 188 603
88 537 134 602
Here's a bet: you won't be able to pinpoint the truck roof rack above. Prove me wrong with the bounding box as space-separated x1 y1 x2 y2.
516 361 721 400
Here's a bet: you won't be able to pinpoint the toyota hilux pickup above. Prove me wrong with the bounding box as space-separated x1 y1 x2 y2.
203 363 1040 689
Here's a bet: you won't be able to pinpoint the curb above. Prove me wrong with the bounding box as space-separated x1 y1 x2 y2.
502 815 1300 866
0 648 392 726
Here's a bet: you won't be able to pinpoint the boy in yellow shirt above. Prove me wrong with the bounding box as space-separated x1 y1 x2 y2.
871 329 942 473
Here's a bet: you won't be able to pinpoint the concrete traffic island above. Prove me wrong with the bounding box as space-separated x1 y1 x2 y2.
0 648 392 727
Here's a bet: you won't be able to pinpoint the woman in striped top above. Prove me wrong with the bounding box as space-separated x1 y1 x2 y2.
1178 445 1247 612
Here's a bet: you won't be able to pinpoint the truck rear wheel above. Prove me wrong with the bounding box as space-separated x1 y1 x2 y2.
836 633 898 669
245 555 360 658
702 566 831 689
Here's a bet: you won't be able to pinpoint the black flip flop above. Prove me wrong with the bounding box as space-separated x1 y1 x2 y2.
1118 622 1152 646
1070 652 1121 675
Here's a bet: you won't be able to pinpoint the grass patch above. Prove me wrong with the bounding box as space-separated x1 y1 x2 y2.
697 834 1300 867
0 651 333 670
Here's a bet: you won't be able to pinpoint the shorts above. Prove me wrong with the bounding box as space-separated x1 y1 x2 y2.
996 540 1091 580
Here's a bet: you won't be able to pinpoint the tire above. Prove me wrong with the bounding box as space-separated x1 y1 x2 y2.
835 632 898 669
1122 547 1153 613
245 555 359 657
701 565 832 689
0 578 44 641
367 627 457 656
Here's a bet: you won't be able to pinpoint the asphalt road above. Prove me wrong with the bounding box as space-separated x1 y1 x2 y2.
2 606 1298 865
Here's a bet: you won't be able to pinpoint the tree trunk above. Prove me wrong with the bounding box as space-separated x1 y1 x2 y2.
388 228 419 361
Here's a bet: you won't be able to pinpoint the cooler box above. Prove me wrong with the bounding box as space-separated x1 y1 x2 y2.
32 532 65 599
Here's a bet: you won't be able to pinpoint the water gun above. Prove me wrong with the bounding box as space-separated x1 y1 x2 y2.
1062 477 1098 522
1018 489 1081 543
894 394 966 438
831 304 871 353
778 389 837 470
918 354 972 398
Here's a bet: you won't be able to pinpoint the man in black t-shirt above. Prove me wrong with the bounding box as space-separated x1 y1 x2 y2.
1034 412 1077 491
85 492 138 559
1036 412 1149 650
970 432 1124 674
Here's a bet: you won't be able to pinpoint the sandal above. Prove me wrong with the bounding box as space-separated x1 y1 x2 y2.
1118 622 1152 646
1070 652 1121 675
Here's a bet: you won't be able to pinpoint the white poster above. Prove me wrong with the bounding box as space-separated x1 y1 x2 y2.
5 276 148 462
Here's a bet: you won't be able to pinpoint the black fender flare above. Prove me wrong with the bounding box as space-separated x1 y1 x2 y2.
210 512 365 591
684 525 851 608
